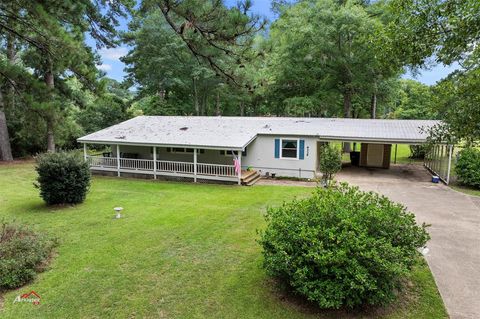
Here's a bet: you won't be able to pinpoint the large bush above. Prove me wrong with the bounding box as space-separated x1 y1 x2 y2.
409 145 428 159
455 147 480 188
35 151 91 205
259 184 429 308
318 144 342 185
0 221 57 289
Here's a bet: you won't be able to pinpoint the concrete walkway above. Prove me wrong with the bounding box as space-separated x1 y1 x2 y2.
335 164 480 319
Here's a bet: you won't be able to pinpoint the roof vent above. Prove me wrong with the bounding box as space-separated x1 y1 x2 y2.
179 127 188 131
115 135 126 139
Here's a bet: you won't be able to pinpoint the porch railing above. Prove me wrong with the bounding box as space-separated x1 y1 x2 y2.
197 162 236 177
120 158 154 171
88 156 117 168
86 156 236 178
156 160 194 174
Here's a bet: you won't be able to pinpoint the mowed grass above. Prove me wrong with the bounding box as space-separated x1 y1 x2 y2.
0 163 447 319
451 184 480 197
392 144 422 164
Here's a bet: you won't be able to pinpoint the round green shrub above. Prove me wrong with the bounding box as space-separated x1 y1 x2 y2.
455 147 480 189
0 221 57 289
259 183 429 308
35 151 91 205
319 144 342 185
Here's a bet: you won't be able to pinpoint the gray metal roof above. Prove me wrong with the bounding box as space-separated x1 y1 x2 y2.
77 116 439 149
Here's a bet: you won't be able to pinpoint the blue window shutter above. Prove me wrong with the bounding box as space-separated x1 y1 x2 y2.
299 140 305 160
274 139 280 158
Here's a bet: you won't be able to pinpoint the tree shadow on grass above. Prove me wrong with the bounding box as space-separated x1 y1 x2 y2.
263 277 418 319
13 201 82 215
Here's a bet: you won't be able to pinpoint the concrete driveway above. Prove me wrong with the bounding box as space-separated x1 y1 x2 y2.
336 164 480 319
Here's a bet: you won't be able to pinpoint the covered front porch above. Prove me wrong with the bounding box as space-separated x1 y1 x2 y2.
82 143 248 184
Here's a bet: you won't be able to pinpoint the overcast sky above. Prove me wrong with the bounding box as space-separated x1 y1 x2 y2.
94 0 457 86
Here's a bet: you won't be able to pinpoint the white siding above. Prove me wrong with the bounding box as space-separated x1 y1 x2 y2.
242 135 318 179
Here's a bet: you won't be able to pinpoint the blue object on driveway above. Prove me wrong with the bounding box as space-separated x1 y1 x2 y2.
432 175 440 183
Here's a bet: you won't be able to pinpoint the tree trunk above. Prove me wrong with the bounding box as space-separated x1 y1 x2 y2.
193 78 199 115
6 32 15 61
343 90 352 118
45 59 55 152
0 34 15 161
343 90 352 153
201 92 207 115
0 110 13 161
370 92 377 119
0 90 13 161
239 102 245 116
215 92 221 116
6 40 15 111
157 88 164 100
46 118 55 153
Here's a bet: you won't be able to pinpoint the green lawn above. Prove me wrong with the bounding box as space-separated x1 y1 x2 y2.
0 163 447 318
450 184 480 197
392 144 422 164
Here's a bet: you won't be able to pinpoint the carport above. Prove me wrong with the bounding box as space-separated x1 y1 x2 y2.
317 130 454 184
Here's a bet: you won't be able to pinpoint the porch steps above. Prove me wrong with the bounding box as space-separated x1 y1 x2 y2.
241 170 261 186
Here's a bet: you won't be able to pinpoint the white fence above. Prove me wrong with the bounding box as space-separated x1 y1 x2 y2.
86 156 236 179
424 144 453 184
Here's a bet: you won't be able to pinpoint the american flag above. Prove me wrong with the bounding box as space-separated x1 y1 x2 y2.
233 158 241 174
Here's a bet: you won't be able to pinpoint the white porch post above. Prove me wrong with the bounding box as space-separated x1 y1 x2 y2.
116 144 120 177
153 146 157 180
237 150 242 185
446 144 453 185
193 148 197 183
83 143 87 162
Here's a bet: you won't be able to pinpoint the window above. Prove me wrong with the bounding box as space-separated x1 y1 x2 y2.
166 148 204 154
281 139 298 159
220 148 247 157
174 147 193 153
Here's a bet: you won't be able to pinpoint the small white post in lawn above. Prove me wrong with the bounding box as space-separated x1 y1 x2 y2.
153 146 157 180
83 143 87 162
114 207 123 219
116 144 120 177
237 150 242 185
193 148 197 183
446 144 453 185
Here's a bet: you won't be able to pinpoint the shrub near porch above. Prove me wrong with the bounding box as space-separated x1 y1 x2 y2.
0 163 447 318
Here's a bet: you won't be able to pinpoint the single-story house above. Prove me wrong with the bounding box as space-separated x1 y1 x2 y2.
77 116 442 185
